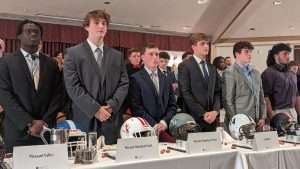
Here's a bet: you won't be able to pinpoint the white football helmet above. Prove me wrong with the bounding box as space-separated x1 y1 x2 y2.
120 117 155 139
229 114 256 140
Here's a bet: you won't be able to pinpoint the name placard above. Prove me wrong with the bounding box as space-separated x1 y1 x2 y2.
13 144 68 169
187 132 222 154
253 131 279 151
116 136 159 162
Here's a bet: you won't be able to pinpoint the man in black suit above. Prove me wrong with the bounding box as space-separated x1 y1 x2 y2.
129 44 176 142
178 33 221 131
64 10 129 144
126 48 142 76
158 51 177 92
0 20 63 152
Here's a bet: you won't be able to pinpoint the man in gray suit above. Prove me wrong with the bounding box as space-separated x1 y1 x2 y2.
222 41 266 129
64 10 129 144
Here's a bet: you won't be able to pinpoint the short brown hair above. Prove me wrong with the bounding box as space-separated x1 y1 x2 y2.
128 48 141 56
83 9 111 27
142 44 158 54
190 33 210 45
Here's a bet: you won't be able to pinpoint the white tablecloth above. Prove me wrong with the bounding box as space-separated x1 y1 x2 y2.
70 144 244 169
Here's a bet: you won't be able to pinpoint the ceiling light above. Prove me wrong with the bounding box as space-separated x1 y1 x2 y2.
289 26 295 30
273 0 282 6
183 26 192 30
104 1 111 5
197 0 209 5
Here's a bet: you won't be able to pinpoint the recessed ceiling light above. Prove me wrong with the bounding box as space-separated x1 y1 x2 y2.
104 1 111 5
289 26 295 30
183 26 192 30
273 0 282 6
197 0 209 5
151 25 160 28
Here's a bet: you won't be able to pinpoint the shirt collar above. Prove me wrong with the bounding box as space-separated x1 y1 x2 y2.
193 55 205 64
87 39 104 53
20 48 39 58
158 67 167 73
144 66 158 75
236 62 252 72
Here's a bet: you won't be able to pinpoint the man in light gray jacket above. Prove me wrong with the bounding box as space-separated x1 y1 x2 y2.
222 41 266 130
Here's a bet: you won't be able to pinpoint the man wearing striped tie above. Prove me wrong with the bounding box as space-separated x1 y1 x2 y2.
129 44 177 142
0 20 64 152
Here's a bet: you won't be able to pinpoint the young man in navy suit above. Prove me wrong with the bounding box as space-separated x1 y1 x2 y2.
129 44 177 142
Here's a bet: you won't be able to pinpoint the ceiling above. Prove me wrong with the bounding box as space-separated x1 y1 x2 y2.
223 0 300 39
0 0 299 41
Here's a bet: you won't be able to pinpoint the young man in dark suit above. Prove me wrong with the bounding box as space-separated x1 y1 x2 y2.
129 44 177 142
0 20 63 152
63 10 129 144
178 33 221 131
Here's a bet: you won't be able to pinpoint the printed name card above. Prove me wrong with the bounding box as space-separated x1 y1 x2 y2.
253 131 279 151
13 144 68 169
116 136 159 162
187 132 222 154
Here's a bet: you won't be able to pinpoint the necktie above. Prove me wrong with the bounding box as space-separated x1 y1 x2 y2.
95 48 103 67
200 61 209 81
163 70 167 77
29 54 39 90
150 71 159 94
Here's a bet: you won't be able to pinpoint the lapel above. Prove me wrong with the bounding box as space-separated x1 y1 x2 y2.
37 53 46 92
82 41 102 81
141 68 159 97
190 57 207 84
16 50 36 90
100 45 112 86
234 63 254 93
207 63 215 95
157 69 165 98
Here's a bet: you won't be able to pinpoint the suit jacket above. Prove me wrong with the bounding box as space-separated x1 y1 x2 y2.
222 63 266 123
0 50 63 152
178 56 221 130
63 41 129 144
129 68 176 126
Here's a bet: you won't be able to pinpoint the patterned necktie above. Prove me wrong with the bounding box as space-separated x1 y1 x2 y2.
150 71 159 94
95 48 103 67
29 54 39 90
200 61 209 81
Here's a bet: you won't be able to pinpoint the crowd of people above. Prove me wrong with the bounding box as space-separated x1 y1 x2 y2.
0 9 299 152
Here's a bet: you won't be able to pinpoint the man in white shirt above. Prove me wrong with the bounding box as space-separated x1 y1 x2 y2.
64 10 129 144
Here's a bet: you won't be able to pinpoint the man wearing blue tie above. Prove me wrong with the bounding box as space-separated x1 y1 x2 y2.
178 33 221 131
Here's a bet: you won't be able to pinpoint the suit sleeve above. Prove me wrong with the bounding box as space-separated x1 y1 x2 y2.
0 58 33 131
106 54 129 114
43 62 64 126
222 69 236 119
258 75 267 119
213 69 221 111
129 77 157 126
178 63 206 123
63 49 100 119
162 82 177 125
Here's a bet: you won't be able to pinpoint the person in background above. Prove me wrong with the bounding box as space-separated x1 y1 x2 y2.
0 39 5 58
0 20 64 152
63 10 129 144
213 56 227 77
129 44 176 142
225 56 232 67
158 51 177 92
126 48 142 76
262 43 299 123
222 41 266 130
178 33 221 132
54 51 64 71
288 61 299 74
